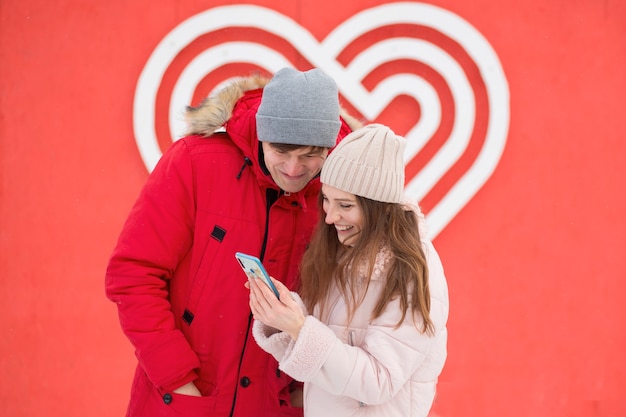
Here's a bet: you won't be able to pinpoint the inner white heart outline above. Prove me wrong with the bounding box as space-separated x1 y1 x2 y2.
134 3 510 238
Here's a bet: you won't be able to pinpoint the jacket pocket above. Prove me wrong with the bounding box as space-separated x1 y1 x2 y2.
155 391 217 417
128 368 217 417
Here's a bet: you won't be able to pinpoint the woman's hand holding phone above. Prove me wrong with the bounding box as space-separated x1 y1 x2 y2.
247 273 305 340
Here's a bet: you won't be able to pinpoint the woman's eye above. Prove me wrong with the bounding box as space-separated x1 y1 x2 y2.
340 204 352 209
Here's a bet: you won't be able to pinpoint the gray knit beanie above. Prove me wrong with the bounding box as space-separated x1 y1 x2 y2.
321 124 406 203
256 67 341 148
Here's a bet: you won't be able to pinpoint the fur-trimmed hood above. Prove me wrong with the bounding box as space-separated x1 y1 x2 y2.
184 73 271 138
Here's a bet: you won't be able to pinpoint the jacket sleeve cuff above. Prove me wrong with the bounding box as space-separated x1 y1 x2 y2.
252 319 293 362
279 315 337 382
137 330 200 390
161 370 199 392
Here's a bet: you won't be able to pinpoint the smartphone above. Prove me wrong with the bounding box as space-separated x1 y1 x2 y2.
235 252 280 299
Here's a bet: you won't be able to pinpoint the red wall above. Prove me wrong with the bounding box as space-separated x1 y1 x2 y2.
1 1 625 416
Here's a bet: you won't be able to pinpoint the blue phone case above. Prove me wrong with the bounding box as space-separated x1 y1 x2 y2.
235 252 280 299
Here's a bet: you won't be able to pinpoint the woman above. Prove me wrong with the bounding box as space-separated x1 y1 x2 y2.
247 124 449 417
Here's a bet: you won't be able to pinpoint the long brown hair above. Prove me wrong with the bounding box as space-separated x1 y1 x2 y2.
298 194 434 335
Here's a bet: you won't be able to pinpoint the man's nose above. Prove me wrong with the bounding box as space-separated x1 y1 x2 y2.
283 157 302 176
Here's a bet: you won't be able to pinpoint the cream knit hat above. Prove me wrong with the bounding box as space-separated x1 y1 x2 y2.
321 124 406 203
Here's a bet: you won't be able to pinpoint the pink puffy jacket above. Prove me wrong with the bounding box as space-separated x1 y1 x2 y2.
253 208 449 417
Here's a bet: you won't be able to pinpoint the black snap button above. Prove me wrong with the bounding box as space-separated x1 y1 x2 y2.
291 201 298 207
240 376 251 387
163 393 172 404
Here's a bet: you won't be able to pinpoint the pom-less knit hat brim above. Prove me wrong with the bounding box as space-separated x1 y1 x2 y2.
321 124 406 203
256 67 341 148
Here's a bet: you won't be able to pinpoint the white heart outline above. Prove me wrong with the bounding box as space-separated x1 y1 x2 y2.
133 3 510 238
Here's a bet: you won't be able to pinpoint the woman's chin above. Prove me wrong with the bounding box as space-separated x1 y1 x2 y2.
338 234 357 247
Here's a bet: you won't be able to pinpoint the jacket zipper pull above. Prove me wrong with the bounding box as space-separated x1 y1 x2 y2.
236 157 252 179
348 331 366 407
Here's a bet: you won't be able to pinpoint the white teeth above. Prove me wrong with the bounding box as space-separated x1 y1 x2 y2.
336 225 352 231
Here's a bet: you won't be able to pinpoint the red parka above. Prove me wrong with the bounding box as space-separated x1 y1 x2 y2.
105 75 356 417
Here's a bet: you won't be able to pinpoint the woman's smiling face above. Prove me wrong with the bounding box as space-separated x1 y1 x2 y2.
321 184 364 247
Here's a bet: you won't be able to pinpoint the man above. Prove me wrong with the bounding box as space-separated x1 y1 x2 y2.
105 67 359 416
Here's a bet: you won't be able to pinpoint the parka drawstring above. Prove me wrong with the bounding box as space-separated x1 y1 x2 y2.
236 157 253 179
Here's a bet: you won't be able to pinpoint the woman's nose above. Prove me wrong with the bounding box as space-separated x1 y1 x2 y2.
324 207 338 224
